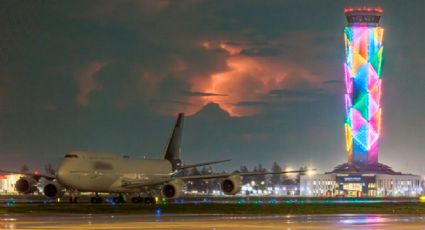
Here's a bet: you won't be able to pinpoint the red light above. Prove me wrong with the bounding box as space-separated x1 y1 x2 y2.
344 7 383 14
344 8 354 13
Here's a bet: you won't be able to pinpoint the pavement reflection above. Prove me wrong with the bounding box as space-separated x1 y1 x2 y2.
2 213 425 229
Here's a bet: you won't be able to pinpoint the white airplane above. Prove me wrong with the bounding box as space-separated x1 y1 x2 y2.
1 113 307 204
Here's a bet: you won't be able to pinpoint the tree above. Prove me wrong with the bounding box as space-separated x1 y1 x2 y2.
45 163 56 175
20 164 29 173
187 167 203 192
296 166 309 183
240 165 251 184
200 166 210 175
177 168 190 177
254 164 267 183
190 167 200 176
282 165 296 185
270 162 282 186
200 166 213 193
240 165 249 173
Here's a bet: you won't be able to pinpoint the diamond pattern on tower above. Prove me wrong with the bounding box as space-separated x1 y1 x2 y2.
344 26 384 165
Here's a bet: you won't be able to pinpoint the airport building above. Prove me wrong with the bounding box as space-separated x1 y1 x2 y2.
0 174 22 194
300 7 422 197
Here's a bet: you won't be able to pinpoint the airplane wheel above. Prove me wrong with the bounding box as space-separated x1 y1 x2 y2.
113 197 125 204
131 197 137 203
144 197 155 205
70 197 78 203
90 197 102 203
131 197 142 203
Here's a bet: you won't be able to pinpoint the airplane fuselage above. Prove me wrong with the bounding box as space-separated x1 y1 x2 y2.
56 151 173 193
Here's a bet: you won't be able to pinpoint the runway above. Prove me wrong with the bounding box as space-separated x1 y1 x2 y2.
2 214 425 229
0 194 420 205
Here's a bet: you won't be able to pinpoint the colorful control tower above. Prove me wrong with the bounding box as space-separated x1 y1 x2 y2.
343 7 384 165
300 8 421 198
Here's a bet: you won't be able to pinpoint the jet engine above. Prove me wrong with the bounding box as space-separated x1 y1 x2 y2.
161 179 184 199
15 177 38 194
220 175 241 195
43 181 64 198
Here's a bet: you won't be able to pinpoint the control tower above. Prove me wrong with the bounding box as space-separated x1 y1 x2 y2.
300 8 422 198
343 7 384 165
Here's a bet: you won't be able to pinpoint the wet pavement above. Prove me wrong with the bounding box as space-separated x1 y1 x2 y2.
2 213 425 229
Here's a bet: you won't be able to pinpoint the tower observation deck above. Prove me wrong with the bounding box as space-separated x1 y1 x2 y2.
344 7 383 26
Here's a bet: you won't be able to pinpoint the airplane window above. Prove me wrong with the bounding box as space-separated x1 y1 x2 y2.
65 154 78 158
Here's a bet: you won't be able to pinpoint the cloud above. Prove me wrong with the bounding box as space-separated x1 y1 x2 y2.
269 88 328 101
233 101 269 107
219 42 244 55
322 80 344 85
190 49 323 116
240 48 281 57
34 2 338 117
76 61 107 107
183 91 228 97
39 104 57 112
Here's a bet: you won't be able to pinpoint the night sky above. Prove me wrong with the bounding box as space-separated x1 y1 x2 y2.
1 0 425 174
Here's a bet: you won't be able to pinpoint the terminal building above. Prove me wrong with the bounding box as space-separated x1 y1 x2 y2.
300 7 422 197
0 174 22 194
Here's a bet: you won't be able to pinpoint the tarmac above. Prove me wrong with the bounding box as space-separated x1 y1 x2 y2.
2 213 425 229
0 194 420 205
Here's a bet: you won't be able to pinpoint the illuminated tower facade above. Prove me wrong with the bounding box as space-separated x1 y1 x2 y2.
344 7 384 165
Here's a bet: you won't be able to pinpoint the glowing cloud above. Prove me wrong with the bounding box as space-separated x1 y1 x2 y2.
76 61 107 107
195 59 319 115
185 41 323 116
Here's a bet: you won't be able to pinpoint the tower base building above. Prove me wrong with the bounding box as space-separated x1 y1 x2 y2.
300 7 422 197
300 165 422 197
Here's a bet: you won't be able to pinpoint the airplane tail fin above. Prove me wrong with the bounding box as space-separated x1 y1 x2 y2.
163 113 184 170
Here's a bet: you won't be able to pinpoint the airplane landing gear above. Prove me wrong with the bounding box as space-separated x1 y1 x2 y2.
131 197 142 203
90 196 103 203
69 189 79 203
112 193 125 204
69 196 78 203
144 197 155 205
130 196 155 204
112 196 125 204
90 193 103 204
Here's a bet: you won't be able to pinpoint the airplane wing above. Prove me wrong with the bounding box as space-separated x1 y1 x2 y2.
120 175 174 189
120 169 313 189
0 170 56 180
175 159 231 171
176 169 313 181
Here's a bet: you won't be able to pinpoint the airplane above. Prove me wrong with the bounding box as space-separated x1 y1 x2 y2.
0 113 308 204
